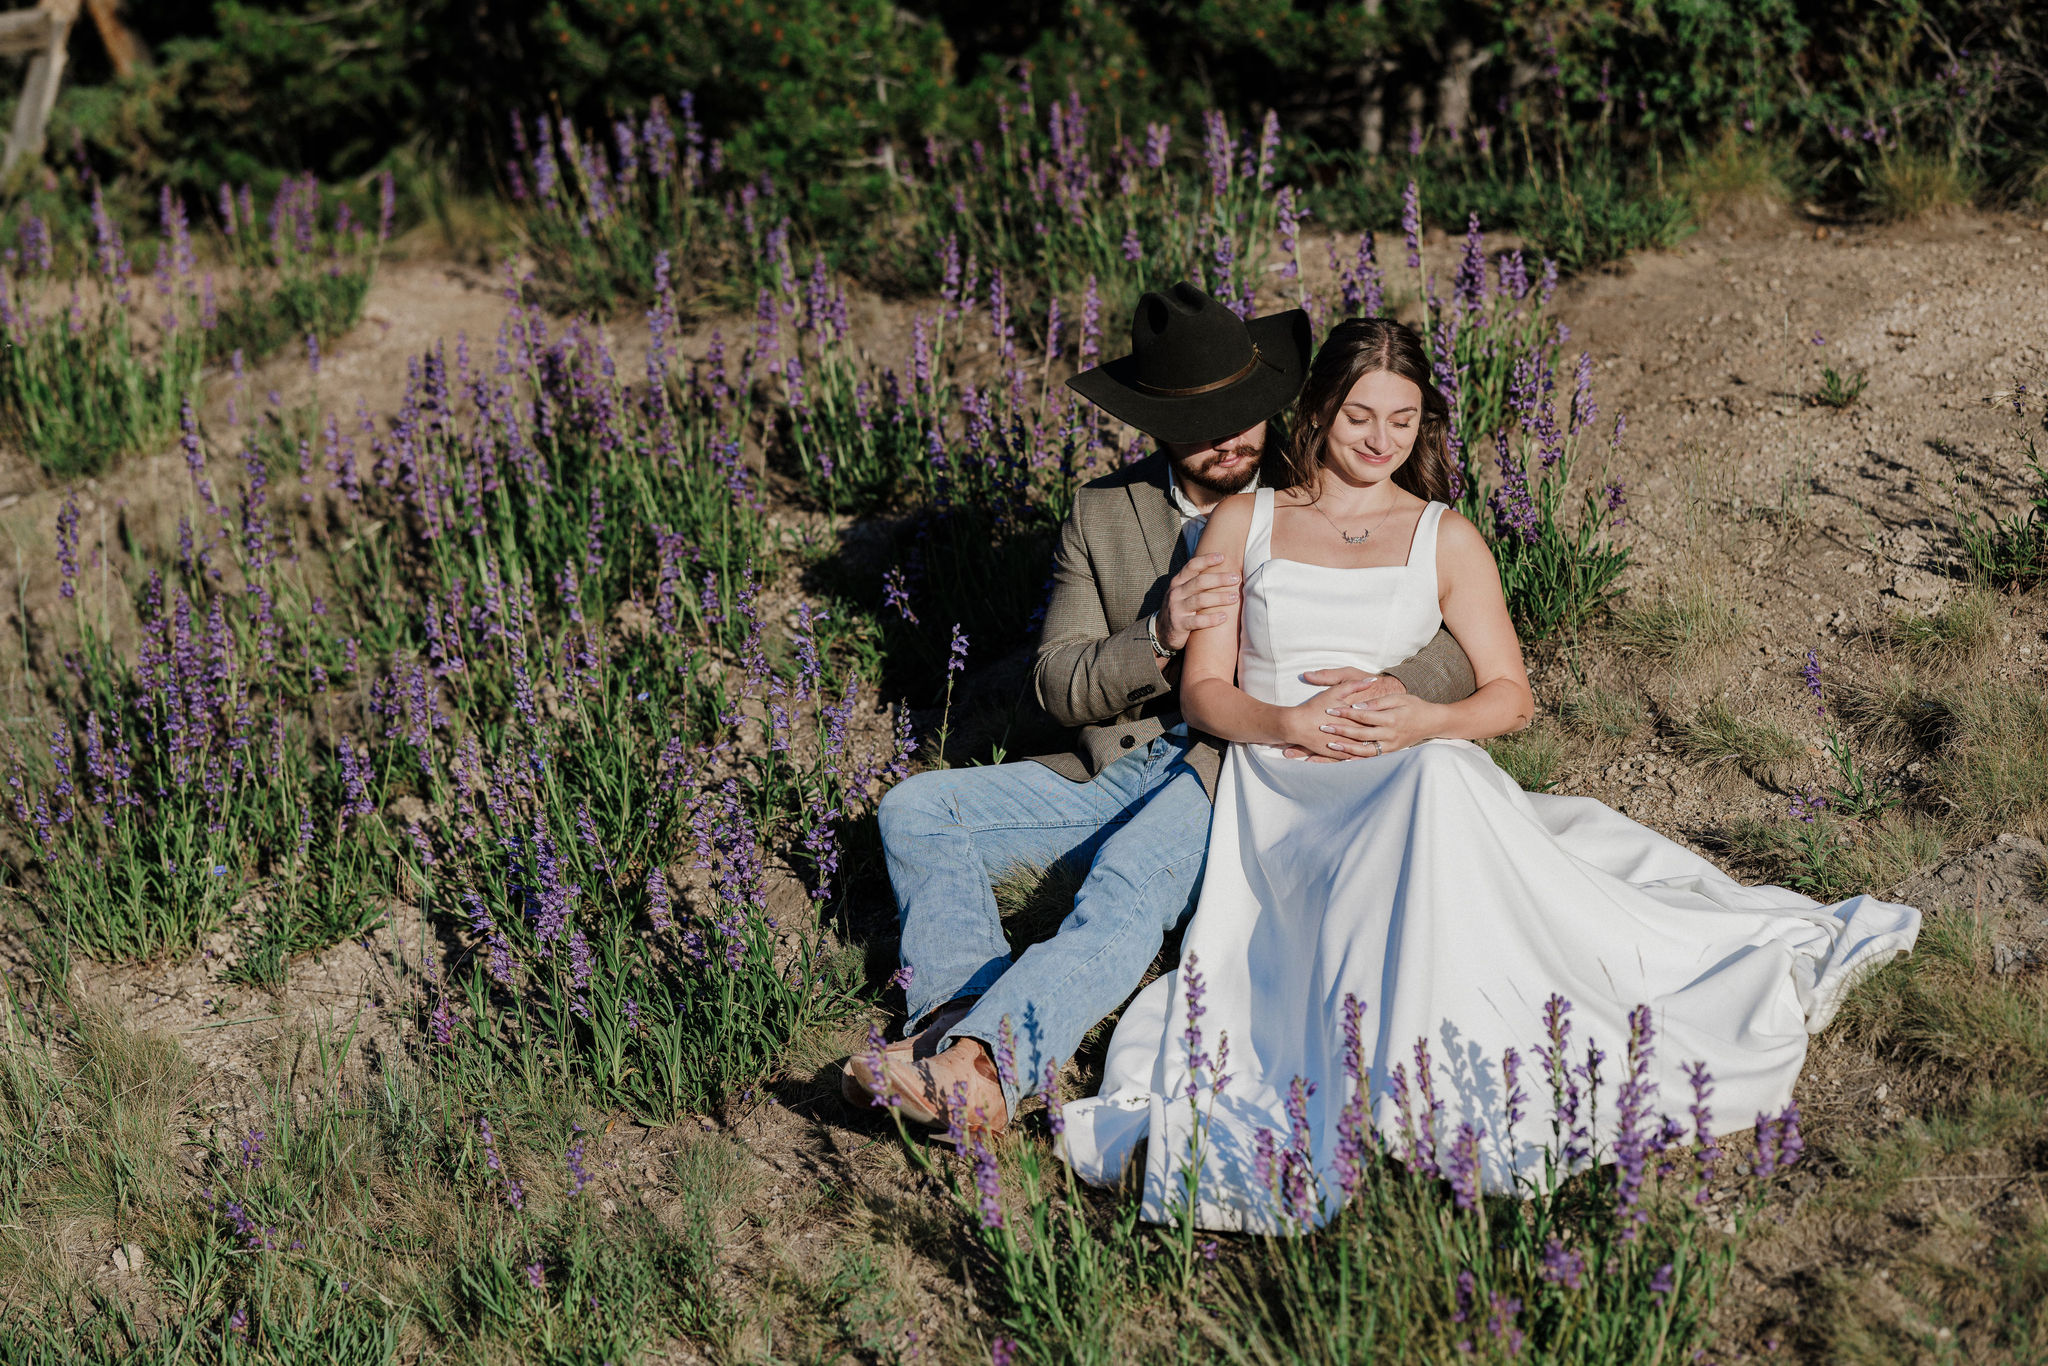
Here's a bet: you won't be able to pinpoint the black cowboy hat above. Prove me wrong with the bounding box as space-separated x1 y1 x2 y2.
1067 282 1311 445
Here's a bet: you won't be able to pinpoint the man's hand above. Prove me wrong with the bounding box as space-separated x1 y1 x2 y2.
1159 552 1240 652
1281 670 1407 760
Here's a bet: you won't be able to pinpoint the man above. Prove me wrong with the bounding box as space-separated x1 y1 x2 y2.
843 283 1476 1131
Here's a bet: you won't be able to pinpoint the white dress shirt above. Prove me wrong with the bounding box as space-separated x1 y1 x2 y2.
1165 463 1259 560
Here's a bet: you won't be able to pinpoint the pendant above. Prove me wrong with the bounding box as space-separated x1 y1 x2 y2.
1340 530 1371 544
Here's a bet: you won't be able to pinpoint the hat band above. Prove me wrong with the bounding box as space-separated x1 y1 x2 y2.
1129 346 1263 397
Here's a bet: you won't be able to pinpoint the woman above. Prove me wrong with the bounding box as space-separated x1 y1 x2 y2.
1058 318 1920 1232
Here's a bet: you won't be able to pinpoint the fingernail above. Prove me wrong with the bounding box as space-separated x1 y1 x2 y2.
1319 724 1333 732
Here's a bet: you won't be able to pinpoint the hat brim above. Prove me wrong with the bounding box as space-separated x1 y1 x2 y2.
1066 308 1312 445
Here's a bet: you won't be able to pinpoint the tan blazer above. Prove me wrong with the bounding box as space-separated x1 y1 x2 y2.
1029 451 1479 796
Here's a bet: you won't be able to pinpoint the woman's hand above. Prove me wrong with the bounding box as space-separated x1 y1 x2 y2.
1282 678 1403 759
1280 671 1406 761
1331 692 1447 757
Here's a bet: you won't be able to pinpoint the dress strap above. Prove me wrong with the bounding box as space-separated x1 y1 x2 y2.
1242 487 1276 576
1407 501 1448 574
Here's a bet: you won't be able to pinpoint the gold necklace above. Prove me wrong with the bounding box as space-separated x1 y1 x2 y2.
1306 496 1400 545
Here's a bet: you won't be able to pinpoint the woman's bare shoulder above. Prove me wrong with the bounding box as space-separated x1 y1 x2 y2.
1207 489 1260 528
1435 507 1502 572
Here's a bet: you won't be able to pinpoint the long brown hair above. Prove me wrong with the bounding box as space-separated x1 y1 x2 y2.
1276 318 1456 505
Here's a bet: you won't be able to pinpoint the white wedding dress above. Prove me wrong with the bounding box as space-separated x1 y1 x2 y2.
1061 491 1921 1232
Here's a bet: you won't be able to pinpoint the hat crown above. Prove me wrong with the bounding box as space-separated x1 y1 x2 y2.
1129 283 1256 394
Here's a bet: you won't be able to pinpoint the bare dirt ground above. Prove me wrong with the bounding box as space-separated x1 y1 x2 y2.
5 208 2048 1360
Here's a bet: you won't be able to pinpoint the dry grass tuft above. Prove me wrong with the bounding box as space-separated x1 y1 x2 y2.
1836 908 2048 1093
1559 683 1648 745
1934 682 2048 836
1863 149 1979 223
1717 809 1946 901
993 858 1086 949
1886 588 2005 672
1609 584 1748 668
1675 130 1792 224
1675 696 1805 790
1833 668 1954 752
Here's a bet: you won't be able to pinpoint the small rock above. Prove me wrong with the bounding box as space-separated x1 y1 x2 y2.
1888 567 1946 603
388 794 430 827
110 1242 144 1273
613 599 656 637
1992 942 2037 975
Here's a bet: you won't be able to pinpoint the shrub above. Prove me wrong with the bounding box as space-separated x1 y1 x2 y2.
1303 197 1632 640
910 82 1287 317
1675 697 1804 781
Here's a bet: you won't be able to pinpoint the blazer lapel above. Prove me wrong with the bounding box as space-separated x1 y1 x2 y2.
1126 452 1182 580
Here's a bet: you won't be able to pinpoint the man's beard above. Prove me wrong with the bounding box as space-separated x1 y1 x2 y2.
1174 438 1264 500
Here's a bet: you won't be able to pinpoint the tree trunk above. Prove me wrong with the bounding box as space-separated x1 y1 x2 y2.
1436 37 1492 139
1354 0 1387 156
1358 66 1386 155
84 0 148 77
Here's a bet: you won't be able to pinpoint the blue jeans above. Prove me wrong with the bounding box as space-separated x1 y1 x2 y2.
877 732 1213 1117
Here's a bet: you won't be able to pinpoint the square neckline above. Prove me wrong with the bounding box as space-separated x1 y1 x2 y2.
1246 488 1443 575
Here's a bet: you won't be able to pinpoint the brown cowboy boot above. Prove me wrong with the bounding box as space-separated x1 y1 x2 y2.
839 996 979 1108
854 1036 1009 1141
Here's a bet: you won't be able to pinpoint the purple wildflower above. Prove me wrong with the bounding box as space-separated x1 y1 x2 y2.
1043 1061 1065 1138
969 1129 1003 1229
1539 1237 1586 1289
565 1130 591 1196
1684 1059 1719 1203
1447 1122 1483 1211
1753 1101 1803 1177
55 494 79 600
1401 181 1422 269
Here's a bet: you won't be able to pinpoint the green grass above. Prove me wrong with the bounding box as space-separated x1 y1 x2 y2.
994 859 1087 950
0 305 202 477
1793 910 2048 1361
1484 725 1566 791
1816 365 1870 409
207 269 376 367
